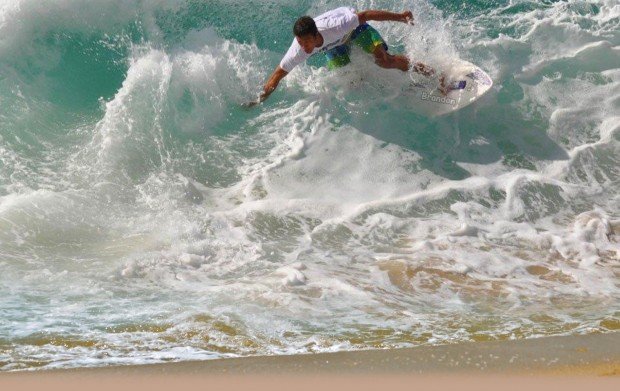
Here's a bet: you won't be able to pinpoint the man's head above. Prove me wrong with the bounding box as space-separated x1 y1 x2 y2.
293 16 321 54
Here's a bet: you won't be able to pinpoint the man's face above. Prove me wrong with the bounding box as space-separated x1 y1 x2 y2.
296 33 320 54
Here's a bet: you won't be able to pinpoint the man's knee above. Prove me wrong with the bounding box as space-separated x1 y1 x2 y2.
373 46 391 67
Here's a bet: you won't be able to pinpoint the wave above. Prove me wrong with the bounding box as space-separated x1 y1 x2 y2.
0 0 618 371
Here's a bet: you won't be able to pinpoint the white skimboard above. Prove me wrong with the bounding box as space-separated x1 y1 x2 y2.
403 59 493 117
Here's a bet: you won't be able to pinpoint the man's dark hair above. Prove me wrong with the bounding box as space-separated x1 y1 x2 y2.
293 16 318 37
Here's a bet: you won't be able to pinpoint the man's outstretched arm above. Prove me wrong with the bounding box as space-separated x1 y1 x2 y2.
261 66 288 102
357 10 414 25
244 66 288 107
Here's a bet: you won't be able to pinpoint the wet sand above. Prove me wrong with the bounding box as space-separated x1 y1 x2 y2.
1 332 619 390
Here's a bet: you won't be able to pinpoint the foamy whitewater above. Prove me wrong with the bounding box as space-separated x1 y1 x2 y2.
0 0 618 371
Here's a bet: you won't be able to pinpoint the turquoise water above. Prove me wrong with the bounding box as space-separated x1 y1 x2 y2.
0 0 618 371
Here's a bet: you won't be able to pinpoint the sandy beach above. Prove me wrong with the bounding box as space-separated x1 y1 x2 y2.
2 332 619 391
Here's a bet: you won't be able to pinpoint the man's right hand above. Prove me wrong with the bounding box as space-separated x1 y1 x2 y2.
243 66 288 108
241 100 260 108
241 89 270 109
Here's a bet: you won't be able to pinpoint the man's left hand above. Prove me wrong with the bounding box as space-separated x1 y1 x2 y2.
401 11 414 25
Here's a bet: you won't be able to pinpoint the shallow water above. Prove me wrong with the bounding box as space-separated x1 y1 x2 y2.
0 0 618 371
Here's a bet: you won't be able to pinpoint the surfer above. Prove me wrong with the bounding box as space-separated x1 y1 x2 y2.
245 7 445 107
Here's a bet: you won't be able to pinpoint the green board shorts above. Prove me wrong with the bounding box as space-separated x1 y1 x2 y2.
324 23 388 69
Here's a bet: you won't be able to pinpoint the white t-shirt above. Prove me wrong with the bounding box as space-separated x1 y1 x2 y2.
279 7 360 72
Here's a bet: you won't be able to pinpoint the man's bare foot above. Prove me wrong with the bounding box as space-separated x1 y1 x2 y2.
438 74 450 96
412 62 435 77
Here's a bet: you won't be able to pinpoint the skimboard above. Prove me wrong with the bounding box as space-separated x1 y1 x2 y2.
403 59 493 117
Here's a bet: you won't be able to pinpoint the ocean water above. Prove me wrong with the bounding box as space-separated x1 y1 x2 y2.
0 0 618 371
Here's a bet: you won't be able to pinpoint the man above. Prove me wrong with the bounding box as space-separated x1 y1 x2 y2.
247 7 440 107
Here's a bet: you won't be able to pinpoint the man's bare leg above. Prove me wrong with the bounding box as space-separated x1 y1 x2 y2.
372 45 410 71
372 46 448 94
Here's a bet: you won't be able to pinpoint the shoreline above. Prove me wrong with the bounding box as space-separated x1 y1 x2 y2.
1 332 619 390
